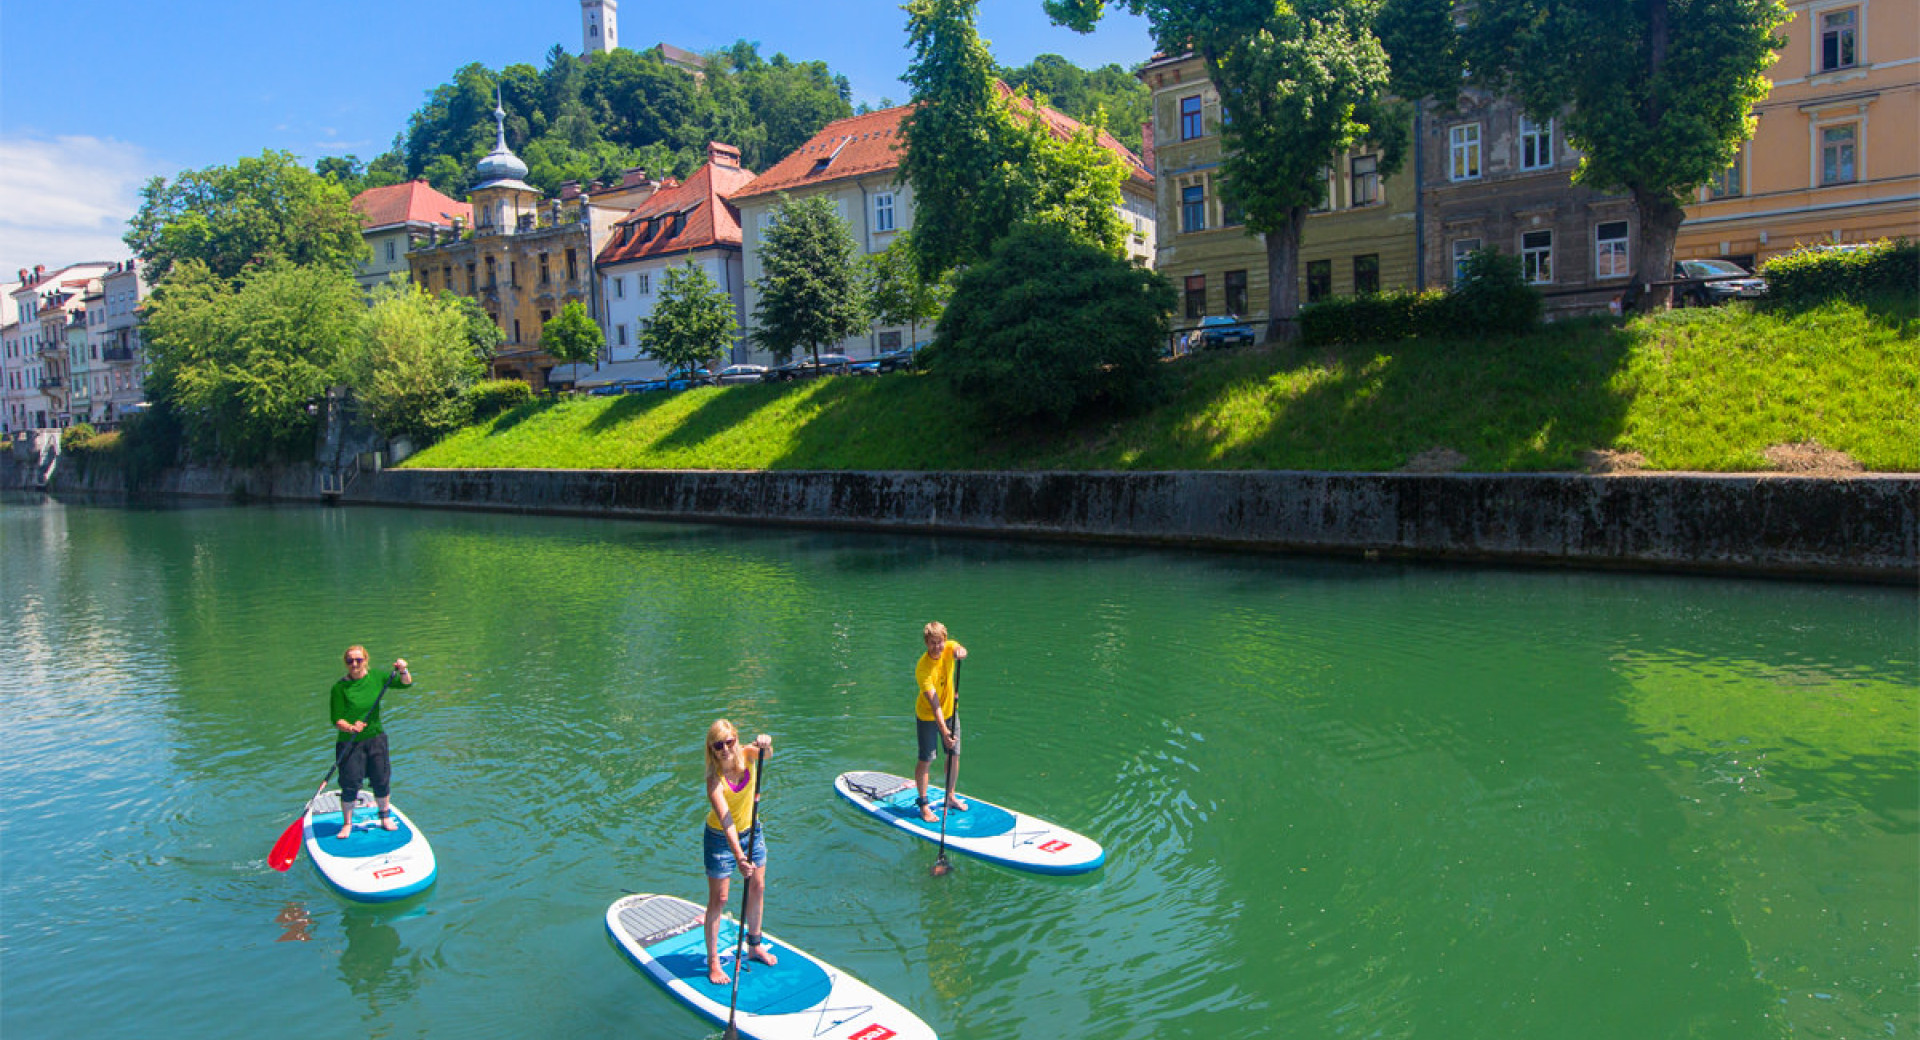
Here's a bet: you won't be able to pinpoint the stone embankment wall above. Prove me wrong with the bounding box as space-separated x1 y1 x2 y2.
349 468 1917 583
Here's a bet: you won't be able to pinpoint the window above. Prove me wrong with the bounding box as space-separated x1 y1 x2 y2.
1181 184 1207 233
1221 192 1244 227
466 263 476 290
1709 152 1744 199
539 254 551 284
874 192 896 233
611 276 625 299
1184 275 1206 319
1354 255 1380 295
1821 8 1857 71
1224 270 1248 316
1519 116 1553 171
485 256 497 287
1450 124 1482 181
1522 230 1553 284
1595 221 1631 279
386 240 396 262
617 324 628 346
1821 123 1857 184
1350 155 1380 206
567 249 578 281
1306 260 1332 303
1312 168 1335 212
1180 95 1204 140
1451 238 1481 282
636 273 651 295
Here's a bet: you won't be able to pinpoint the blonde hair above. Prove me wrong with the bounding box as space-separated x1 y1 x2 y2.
923 622 948 642
343 645 369 665
704 719 741 782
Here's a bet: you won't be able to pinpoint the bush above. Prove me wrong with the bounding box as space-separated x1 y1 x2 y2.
463 379 534 423
926 223 1175 425
1761 239 1918 309
60 423 99 452
1302 249 1539 346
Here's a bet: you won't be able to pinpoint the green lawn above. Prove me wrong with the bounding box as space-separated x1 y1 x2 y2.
406 296 1918 473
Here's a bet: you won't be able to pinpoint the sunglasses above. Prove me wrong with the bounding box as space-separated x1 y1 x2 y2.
345 656 367 663
711 737 737 751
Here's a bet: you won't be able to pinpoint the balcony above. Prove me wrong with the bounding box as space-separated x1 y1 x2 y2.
103 346 136 362
38 376 63 389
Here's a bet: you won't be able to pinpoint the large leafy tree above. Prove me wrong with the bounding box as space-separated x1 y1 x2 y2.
1448 0 1788 311
751 194 867 364
900 0 1132 280
641 262 739 373
540 300 605 366
1050 0 1403 343
863 233 948 349
125 150 369 285
347 281 489 444
999 53 1152 153
141 260 363 463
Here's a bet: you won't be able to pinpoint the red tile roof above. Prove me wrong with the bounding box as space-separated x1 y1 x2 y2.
351 180 473 231
731 89 1151 202
596 144 758 265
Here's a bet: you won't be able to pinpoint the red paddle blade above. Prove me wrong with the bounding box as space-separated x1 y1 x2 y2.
268 816 305 872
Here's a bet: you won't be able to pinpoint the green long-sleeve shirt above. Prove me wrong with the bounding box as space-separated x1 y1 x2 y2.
329 669 410 742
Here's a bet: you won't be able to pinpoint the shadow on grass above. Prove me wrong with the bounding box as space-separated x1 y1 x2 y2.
768 372 986 471
645 383 795 455
581 391 676 434
483 396 563 434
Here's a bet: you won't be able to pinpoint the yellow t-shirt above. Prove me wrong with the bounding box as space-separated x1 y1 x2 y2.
705 754 759 832
914 641 965 722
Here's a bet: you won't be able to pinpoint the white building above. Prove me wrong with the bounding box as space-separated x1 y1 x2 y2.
6 263 113 430
581 0 618 57
95 260 148 425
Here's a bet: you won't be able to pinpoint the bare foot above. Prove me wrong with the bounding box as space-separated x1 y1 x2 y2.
750 941 778 967
944 796 969 812
919 805 939 823
335 824 353 840
378 815 399 831
708 965 730 985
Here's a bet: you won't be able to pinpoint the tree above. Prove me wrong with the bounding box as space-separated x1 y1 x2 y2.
999 53 1152 153
863 233 948 348
750 194 867 364
901 0 1133 281
927 223 1174 425
125 150 370 284
641 261 739 373
540 300 605 366
141 260 363 463
1049 0 1404 343
1449 0 1788 311
347 280 489 444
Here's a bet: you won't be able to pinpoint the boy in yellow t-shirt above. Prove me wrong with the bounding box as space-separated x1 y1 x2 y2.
913 621 969 823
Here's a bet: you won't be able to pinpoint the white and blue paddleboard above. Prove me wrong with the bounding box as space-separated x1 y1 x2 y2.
302 790 437 902
833 771 1105 876
606 893 936 1040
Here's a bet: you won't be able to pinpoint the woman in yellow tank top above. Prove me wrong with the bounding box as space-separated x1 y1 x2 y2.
703 719 775 985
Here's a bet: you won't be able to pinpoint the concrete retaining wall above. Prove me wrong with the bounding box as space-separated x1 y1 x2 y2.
346 468 1919 583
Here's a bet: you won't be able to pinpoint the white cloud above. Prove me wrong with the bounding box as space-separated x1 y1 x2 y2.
0 135 163 278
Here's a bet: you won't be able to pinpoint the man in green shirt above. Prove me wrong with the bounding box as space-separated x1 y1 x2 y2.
328 645 414 840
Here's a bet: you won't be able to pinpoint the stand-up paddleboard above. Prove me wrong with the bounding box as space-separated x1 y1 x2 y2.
302 790 437 902
606 893 936 1040
833 771 1105 875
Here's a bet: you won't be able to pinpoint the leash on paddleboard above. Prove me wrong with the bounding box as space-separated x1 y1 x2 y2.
723 740 768 1040
268 671 395 872
931 658 960 878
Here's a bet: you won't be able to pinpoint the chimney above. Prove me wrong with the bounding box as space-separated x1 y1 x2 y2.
560 180 581 201
16 269 26 284
621 167 650 188
707 142 740 168
34 264 45 280
1141 120 1155 172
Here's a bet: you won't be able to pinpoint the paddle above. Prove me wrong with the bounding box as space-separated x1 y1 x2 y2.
722 741 768 1040
268 671 394 872
931 658 960 878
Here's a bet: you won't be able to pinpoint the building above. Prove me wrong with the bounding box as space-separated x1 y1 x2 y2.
406 97 647 387
1139 53 1420 339
581 0 618 57
95 261 149 426
730 97 1156 360
5 263 115 429
565 142 757 386
0 283 20 435
350 181 473 292
1417 91 1636 314
1677 0 1920 267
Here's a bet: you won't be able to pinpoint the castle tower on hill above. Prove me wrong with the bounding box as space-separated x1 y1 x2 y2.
582 0 618 57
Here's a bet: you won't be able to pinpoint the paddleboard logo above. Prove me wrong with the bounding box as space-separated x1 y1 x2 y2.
373 866 406 879
1039 840 1072 853
847 1025 896 1040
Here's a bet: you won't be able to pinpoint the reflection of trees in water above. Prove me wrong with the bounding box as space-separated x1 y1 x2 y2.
337 904 430 1010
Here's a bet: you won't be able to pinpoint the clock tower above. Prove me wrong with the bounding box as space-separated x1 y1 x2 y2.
581 1 618 57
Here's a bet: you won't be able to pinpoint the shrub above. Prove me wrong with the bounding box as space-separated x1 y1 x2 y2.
463 379 534 423
60 423 99 452
1761 239 1918 309
1448 247 1540 335
1301 249 1539 346
926 223 1175 425
1301 291 1448 346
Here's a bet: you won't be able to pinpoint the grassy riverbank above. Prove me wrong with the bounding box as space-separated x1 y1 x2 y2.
406 295 1918 473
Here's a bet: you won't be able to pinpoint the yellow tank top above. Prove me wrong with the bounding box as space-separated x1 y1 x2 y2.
705 759 757 832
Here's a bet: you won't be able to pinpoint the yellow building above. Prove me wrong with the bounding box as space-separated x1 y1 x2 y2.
1678 0 1919 265
1139 53 1419 340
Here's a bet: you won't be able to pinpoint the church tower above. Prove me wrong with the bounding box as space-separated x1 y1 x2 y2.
582 0 618 57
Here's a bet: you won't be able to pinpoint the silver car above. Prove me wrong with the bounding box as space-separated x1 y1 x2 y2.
713 364 768 385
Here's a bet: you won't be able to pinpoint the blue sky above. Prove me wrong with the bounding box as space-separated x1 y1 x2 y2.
0 0 1153 280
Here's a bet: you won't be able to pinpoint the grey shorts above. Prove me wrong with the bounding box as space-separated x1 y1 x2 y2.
916 717 960 763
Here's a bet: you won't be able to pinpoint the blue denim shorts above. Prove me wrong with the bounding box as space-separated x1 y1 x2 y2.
704 825 767 880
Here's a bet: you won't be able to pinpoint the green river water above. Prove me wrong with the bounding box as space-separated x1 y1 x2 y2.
0 493 1912 1039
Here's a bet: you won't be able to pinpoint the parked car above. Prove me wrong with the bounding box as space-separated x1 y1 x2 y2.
624 378 670 393
587 383 625 396
1674 259 1767 305
1186 315 1256 350
763 353 856 382
713 364 768 385
664 368 713 391
872 346 919 373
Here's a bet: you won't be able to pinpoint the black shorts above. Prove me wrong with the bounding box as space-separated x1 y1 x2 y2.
337 732 392 800
916 717 960 763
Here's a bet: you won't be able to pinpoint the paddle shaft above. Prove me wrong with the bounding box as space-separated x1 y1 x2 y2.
932 658 960 875
723 745 768 1040
269 671 396 872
